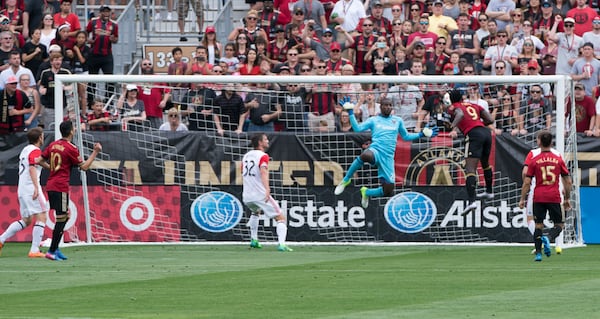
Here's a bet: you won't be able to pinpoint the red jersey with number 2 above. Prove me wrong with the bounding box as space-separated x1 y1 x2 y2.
41 139 83 193
449 101 485 135
526 149 569 203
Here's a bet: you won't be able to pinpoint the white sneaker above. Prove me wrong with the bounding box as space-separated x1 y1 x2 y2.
154 12 161 20
476 192 494 200
166 12 173 20
334 179 351 195
462 201 477 215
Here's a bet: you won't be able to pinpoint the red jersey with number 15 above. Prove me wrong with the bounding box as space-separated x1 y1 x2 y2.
41 139 84 193
448 101 485 135
525 149 569 203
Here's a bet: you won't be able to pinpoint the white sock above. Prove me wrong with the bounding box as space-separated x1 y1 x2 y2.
556 231 564 248
276 222 287 245
30 222 45 253
527 220 535 235
248 215 259 241
0 220 26 243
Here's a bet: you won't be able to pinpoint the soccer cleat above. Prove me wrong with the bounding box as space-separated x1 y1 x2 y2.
555 246 562 255
28 252 46 258
463 201 477 215
45 251 58 261
360 186 369 208
0 241 3 256
334 179 351 195
476 192 494 200
534 252 542 262
250 239 262 249
277 244 293 252
55 249 68 260
541 236 551 257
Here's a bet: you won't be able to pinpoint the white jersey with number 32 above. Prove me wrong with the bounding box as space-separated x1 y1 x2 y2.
18 144 43 196
242 149 270 203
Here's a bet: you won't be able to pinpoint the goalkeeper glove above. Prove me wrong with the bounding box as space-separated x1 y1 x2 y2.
339 96 355 115
419 125 439 138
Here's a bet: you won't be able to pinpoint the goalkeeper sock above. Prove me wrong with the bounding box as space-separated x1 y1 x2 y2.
0 220 26 243
30 221 45 253
343 157 364 182
276 221 287 245
466 174 477 202
483 166 493 193
527 219 536 236
365 187 384 198
248 214 259 241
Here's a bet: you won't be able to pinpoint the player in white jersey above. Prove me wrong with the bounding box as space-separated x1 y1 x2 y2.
0 128 49 258
242 133 292 252
523 147 564 254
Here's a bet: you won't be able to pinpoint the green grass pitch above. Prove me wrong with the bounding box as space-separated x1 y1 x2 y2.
1 243 598 319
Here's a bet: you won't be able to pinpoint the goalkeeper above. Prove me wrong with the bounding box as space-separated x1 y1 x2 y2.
334 97 438 208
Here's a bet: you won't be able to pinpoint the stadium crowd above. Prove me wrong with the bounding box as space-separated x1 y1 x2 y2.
0 0 598 137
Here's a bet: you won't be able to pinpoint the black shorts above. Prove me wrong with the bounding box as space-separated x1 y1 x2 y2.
465 126 492 160
533 202 563 224
48 191 69 215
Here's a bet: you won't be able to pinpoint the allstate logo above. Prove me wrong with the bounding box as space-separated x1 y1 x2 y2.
190 191 243 233
384 192 437 233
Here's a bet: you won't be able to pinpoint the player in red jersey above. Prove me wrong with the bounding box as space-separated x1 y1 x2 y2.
445 89 494 213
40 121 102 261
519 130 572 262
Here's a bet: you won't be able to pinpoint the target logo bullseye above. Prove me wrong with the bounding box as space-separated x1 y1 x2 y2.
120 196 155 231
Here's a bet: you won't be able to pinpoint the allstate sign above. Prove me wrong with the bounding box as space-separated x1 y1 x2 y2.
190 191 243 232
384 192 437 233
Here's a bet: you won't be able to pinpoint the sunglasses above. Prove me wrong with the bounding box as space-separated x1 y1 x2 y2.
420 21 429 25
512 14 521 17
564 23 574 27
331 49 340 52
288 53 297 56
323 33 333 37
301 68 311 72
411 8 420 11
213 69 223 73
393 23 403 26
142 63 152 66
575 87 584 90
530 90 541 93
437 41 446 45
316 65 327 69
363 24 373 27
463 70 474 74
524 43 533 46
225 48 233 51
168 114 178 118
497 34 507 37
479 18 487 22
295 11 304 15
495 66 505 69
392 8 401 12
247 16 257 20
288 84 299 87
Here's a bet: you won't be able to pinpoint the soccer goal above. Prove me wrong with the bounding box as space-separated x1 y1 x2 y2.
52 73 582 246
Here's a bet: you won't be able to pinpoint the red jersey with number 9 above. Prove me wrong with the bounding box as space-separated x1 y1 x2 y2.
526 149 569 203
41 139 84 193
449 101 485 135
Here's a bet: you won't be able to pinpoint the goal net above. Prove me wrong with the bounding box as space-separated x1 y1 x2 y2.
52 73 582 246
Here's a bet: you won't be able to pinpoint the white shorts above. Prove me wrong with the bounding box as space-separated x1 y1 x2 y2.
18 192 48 218
244 196 282 219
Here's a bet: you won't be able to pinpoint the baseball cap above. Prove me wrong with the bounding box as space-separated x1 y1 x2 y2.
582 42 595 49
49 44 62 52
564 17 575 24
100 5 111 11
6 75 17 84
541 0 552 7
274 25 284 33
433 0 443 5
594 16 600 22
294 7 304 14
323 28 333 34
443 63 454 71
330 42 342 51
527 59 539 70
574 82 585 89
414 41 425 48
371 0 383 7
205 26 216 33
126 84 138 91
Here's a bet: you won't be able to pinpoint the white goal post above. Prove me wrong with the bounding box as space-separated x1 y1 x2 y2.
52 73 582 246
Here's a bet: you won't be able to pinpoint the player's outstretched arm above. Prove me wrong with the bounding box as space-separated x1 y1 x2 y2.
80 143 102 171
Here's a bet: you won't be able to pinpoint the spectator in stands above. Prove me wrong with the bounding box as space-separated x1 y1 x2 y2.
34 43 64 81
566 0 596 37
279 81 308 132
22 0 47 40
21 28 47 78
479 19 498 74
552 0 572 17
570 42 600 96
159 108 188 132
19 73 39 129
391 80 423 132
0 75 29 133
228 10 268 45
483 30 518 75
117 84 146 131
428 0 457 39
426 36 449 74
293 0 327 37
233 33 249 65
51 23 75 61
516 83 552 135
583 17 600 59
1 0 24 40
517 39 542 69
305 25 353 62
466 83 488 111
387 3 404 23
0 49 34 89
357 0 391 37
330 0 366 34
177 0 204 42
154 0 174 21
38 52 70 128
485 0 515 33
201 26 221 65
548 16 583 76
409 42 436 74
38 14 55 50
442 0 460 19
239 48 262 76
448 13 480 65
0 31 16 73
534 0 561 43
505 8 524 40
214 84 245 135
407 4 423 32
187 45 213 75
86 98 112 131
511 21 545 54
336 64 361 102
183 81 217 131
167 46 188 105
365 36 394 73
240 82 281 132
419 84 454 132
493 90 516 135
355 90 380 123
336 109 353 132
388 19 408 52
86 5 118 102
245 0 264 11
53 0 80 40
475 13 489 42
350 18 377 74
258 0 285 41
540 36 558 75
220 43 240 74
71 30 89 112
566 82 596 136
407 15 438 51
306 60 336 131
324 41 352 73
138 59 170 129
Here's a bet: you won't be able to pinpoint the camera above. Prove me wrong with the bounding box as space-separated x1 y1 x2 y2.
377 42 386 49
